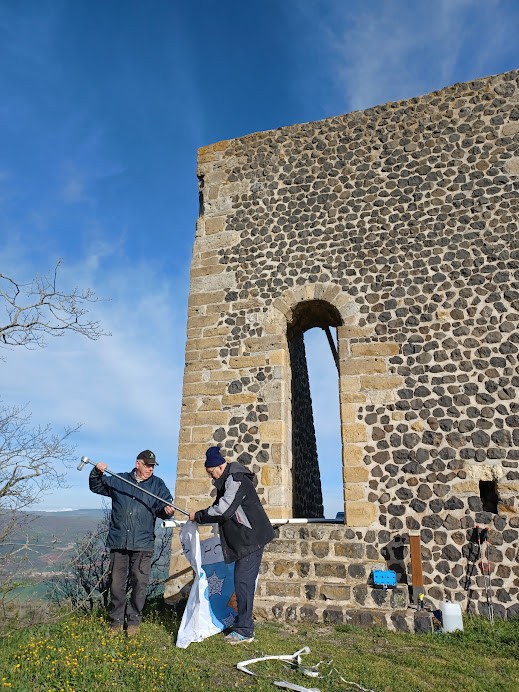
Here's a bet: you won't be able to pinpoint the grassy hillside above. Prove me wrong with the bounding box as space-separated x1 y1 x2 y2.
0 610 517 691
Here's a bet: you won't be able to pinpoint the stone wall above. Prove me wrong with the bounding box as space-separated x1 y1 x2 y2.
255 523 426 631
166 69 519 618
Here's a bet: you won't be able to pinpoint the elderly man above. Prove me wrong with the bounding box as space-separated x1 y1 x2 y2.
189 446 275 644
89 449 174 635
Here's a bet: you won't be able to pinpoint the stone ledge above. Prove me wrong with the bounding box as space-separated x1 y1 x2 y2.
253 601 426 633
257 582 409 610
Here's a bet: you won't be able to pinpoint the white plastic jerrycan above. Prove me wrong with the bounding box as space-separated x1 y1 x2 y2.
441 600 464 632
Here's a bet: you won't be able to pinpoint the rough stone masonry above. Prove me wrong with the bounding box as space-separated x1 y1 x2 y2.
166 70 519 624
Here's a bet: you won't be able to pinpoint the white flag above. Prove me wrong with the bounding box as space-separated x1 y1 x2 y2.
176 522 236 648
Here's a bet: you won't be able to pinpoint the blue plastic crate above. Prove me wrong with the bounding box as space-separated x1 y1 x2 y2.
371 569 397 588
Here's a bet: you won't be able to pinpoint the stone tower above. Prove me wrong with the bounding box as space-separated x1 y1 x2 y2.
166 70 519 623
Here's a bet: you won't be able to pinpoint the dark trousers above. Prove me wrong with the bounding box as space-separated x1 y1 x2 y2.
232 547 263 637
109 549 152 626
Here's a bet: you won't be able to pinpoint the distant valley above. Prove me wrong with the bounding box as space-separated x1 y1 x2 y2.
1 509 107 587
1 508 173 601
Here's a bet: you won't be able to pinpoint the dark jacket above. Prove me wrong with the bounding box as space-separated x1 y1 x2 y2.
195 462 275 563
89 468 172 551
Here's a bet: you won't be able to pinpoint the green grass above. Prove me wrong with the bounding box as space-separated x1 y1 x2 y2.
0 609 517 692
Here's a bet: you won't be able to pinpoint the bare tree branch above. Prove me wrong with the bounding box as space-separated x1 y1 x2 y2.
0 402 79 511
0 259 109 350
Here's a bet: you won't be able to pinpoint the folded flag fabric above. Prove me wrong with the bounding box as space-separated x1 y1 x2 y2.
176 521 236 648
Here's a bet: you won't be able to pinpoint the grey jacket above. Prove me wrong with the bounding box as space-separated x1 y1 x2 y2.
194 462 275 563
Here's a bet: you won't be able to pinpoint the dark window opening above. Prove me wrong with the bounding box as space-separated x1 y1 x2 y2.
479 480 498 514
197 174 205 215
287 300 342 519
305 328 343 519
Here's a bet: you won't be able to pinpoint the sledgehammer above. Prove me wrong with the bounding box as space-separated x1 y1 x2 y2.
77 455 189 516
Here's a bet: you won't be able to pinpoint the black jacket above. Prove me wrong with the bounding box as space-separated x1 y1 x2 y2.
195 462 275 563
89 468 172 551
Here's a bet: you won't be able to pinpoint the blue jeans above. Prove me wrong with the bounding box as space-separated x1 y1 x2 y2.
232 547 264 638
109 549 152 627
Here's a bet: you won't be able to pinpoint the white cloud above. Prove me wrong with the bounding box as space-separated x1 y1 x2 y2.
293 0 517 115
334 1 464 111
56 126 128 205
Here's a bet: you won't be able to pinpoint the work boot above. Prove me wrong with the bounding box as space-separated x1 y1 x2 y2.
108 625 123 637
126 624 140 637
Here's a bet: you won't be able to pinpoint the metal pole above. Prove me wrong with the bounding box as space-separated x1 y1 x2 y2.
77 456 189 516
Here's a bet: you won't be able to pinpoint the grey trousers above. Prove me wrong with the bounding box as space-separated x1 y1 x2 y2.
109 549 153 626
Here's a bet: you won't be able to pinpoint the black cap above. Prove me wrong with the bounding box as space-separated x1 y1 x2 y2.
137 450 158 466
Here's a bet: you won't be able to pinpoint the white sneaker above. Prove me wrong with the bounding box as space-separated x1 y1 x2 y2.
224 631 254 644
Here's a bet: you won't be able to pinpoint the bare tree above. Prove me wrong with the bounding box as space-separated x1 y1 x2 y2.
0 404 79 514
48 511 112 613
0 259 105 350
0 260 106 567
49 512 172 613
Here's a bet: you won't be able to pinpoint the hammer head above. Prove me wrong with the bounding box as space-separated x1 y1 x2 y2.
77 456 90 471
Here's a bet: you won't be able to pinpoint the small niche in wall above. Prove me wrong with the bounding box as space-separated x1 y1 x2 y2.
479 480 499 513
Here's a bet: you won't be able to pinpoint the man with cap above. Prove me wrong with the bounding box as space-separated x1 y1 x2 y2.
189 446 275 644
89 450 174 635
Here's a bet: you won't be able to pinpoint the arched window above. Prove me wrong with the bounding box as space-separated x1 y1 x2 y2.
287 300 342 518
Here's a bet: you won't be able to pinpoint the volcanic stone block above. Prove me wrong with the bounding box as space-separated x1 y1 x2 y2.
348 563 366 579
414 612 434 633
346 610 387 628
300 606 319 622
315 563 347 579
335 542 365 559
323 608 344 624
391 613 411 632
311 542 330 558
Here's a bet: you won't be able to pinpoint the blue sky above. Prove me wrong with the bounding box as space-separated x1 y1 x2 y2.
0 0 517 513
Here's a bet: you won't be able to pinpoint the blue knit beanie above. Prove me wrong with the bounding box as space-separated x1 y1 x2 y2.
205 446 226 468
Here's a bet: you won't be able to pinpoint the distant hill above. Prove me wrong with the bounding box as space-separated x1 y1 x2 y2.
24 508 106 534
0 509 107 584
0 509 170 590
3 508 106 543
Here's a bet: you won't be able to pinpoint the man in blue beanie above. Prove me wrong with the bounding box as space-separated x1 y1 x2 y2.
189 446 275 644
